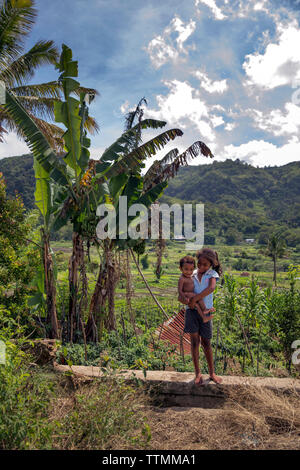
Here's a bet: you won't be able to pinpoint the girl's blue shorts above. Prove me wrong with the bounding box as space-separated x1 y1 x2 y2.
183 308 213 339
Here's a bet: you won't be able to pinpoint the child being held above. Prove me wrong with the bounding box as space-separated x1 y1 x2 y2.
178 256 215 323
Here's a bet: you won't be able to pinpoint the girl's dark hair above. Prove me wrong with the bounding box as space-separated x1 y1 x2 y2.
179 255 195 268
196 248 223 276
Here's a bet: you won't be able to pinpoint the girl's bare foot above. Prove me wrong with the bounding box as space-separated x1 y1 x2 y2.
209 373 222 384
194 373 204 385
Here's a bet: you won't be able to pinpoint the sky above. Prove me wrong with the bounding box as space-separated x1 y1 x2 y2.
1 0 300 170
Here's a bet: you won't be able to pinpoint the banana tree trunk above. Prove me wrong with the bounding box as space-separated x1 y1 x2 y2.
85 261 108 342
68 232 84 343
41 229 59 339
105 243 118 331
125 249 135 327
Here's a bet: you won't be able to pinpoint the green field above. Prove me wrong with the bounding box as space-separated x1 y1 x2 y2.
50 240 300 378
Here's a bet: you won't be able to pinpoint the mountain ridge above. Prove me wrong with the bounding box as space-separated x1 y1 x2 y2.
1 154 299 245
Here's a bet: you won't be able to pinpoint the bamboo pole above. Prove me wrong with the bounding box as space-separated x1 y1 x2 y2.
129 248 169 321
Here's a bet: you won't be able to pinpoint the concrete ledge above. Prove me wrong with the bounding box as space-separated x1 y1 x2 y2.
54 364 300 408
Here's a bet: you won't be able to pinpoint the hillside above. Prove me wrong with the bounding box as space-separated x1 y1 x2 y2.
160 158 300 246
0 154 35 209
0 154 300 245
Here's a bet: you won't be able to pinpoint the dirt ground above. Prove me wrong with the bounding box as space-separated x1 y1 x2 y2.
49 371 300 450
140 385 300 450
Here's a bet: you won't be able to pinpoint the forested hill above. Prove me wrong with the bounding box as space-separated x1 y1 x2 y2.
1 154 300 245
159 158 300 246
0 154 35 209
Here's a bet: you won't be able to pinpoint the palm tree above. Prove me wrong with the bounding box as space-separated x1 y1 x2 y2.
0 0 99 150
266 231 286 286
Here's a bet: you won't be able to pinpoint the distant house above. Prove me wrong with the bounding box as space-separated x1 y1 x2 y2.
245 238 255 243
174 235 186 240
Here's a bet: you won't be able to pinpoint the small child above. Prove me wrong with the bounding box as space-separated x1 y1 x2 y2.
178 255 215 323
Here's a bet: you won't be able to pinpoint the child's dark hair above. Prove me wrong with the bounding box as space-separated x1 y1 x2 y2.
196 248 223 276
179 255 195 268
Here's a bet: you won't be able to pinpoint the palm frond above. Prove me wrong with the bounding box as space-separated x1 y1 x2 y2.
96 128 183 184
143 140 214 191
12 94 55 120
0 122 7 142
129 128 183 161
85 115 100 135
9 89 99 136
131 118 167 132
3 88 68 182
30 116 65 152
0 39 59 87
0 106 64 150
0 0 36 62
143 148 179 189
10 81 62 98
124 96 147 131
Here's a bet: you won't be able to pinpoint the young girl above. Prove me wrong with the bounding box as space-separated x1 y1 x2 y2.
178 248 223 385
178 256 215 323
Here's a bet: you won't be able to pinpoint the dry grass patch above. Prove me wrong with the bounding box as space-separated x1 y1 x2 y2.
49 374 152 450
143 384 300 450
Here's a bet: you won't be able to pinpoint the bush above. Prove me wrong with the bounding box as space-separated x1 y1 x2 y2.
233 258 249 271
0 341 54 449
141 254 149 270
266 267 300 372
52 377 151 450
0 339 151 450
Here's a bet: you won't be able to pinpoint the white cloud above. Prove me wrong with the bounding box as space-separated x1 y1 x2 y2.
224 122 237 131
211 115 224 127
171 16 196 51
195 0 227 20
146 16 196 68
243 22 300 89
253 2 267 11
0 132 29 159
192 70 228 93
120 100 130 114
220 137 300 166
146 79 216 141
249 102 300 135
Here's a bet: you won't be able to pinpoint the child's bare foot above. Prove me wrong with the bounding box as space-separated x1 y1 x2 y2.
209 373 222 384
194 373 204 385
202 314 214 323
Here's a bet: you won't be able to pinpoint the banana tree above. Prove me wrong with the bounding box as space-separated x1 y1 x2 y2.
144 141 214 280
50 44 97 343
2 84 67 339
3 43 96 341
84 127 182 340
49 46 177 341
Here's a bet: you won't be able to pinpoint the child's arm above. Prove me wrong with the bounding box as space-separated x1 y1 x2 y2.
188 278 217 309
177 277 189 305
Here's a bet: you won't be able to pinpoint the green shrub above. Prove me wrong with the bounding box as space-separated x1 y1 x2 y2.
0 341 53 449
141 255 149 270
52 378 151 450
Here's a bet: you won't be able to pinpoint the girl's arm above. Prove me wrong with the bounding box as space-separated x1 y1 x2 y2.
188 277 217 309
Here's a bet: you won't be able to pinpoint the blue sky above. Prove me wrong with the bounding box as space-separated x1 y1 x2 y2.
2 0 300 169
